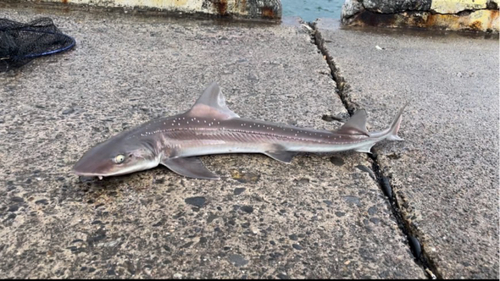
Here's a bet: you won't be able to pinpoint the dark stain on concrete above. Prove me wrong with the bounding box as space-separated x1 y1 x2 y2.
228 254 248 266
330 156 345 166
233 187 246 195
185 196 206 207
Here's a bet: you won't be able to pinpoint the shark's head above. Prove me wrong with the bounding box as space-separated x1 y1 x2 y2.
72 135 159 179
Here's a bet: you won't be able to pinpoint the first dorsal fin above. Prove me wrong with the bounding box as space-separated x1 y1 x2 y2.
336 109 370 136
186 82 240 120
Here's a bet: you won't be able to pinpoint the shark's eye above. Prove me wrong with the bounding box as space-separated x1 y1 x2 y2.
114 154 125 164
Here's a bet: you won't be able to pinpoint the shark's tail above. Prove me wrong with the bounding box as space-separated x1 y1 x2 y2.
386 103 408 141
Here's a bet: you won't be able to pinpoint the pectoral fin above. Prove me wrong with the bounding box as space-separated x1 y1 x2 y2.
161 157 220 180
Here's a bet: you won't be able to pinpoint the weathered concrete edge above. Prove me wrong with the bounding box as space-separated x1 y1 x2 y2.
309 21 440 279
14 0 282 21
342 0 499 33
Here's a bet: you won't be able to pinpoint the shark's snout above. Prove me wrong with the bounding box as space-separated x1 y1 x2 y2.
71 141 118 176
72 138 160 178
72 155 114 176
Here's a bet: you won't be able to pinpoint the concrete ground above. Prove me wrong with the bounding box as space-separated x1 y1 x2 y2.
315 18 499 279
0 3 497 280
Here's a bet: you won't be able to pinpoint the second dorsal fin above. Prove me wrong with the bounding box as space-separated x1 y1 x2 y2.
336 109 370 136
185 82 240 120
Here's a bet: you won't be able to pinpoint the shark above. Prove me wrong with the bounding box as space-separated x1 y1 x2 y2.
73 82 406 180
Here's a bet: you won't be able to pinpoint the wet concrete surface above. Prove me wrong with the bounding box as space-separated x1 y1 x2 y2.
315 18 499 279
0 6 425 279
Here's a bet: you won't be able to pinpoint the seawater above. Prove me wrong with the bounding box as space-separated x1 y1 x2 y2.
281 0 345 22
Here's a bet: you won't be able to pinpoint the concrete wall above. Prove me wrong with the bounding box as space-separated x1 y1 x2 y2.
17 0 282 20
342 0 499 33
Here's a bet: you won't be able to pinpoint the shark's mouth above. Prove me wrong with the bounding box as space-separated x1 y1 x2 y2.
72 159 160 180
72 171 108 180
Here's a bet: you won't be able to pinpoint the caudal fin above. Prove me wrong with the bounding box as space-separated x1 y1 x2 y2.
386 103 408 141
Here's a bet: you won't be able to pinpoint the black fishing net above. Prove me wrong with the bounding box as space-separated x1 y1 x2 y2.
0 17 75 72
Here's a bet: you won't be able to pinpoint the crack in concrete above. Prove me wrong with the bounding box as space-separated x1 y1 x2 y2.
308 22 440 280
368 153 439 279
305 23 354 116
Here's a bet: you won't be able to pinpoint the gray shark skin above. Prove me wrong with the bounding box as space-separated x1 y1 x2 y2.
73 82 406 180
